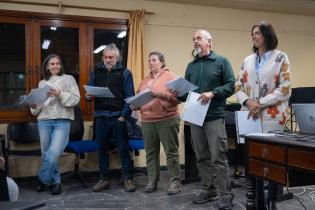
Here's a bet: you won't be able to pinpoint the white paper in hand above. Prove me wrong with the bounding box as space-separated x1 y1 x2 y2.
235 111 263 144
181 92 210 126
125 89 154 107
165 77 198 96
84 85 114 98
17 85 51 106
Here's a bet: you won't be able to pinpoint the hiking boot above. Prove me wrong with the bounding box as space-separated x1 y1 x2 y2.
218 192 235 210
167 179 182 195
145 181 157 193
50 183 62 195
92 179 110 192
193 189 218 204
36 178 46 192
124 179 136 192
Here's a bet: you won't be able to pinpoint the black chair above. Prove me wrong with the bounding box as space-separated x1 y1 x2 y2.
5 121 41 176
225 103 244 178
64 106 98 187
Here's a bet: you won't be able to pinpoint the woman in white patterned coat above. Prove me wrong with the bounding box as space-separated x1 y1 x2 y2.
235 21 291 210
235 21 291 133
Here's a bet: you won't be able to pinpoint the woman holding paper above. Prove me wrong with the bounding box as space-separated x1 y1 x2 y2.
135 52 181 195
235 21 291 209
30 54 80 195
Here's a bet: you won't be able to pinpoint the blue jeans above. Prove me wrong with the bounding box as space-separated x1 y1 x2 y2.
37 119 70 185
95 117 133 180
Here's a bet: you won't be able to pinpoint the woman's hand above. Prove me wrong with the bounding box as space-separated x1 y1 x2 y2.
48 87 61 97
246 99 262 120
130 105 140 111
153 92 163 98
85 93 95 101
168 89 178 97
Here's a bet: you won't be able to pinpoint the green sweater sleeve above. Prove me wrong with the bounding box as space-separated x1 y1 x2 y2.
212 58 235 99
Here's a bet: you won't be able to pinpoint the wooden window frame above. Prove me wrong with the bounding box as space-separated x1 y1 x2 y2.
0 9 127 123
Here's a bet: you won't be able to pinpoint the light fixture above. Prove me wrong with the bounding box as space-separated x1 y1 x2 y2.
117 31 126 38
50 26 57 31
93 45 106 54
42 39 51 50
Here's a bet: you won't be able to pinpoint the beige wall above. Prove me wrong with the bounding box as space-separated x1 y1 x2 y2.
1 0 315 177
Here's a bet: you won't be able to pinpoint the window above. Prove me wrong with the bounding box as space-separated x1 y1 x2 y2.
0 10 127 123
0 23 26 109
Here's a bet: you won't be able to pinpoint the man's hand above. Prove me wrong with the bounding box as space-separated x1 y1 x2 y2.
118 116 126 122
246 99 262 120
85 93 94 101
197 91 214 105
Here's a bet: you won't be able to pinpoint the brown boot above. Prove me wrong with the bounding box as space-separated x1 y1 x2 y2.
124 179 136 192
92 179 110 192
145 181 157 193
167 179 182 195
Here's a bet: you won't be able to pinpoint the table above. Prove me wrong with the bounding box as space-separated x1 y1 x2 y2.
245 134 315 210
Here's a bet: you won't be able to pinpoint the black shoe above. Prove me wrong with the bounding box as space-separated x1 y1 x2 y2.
36 179 45 192
50 183 62 195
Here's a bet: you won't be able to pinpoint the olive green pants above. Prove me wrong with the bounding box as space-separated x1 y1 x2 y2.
190 118 231 194
141 117 180 183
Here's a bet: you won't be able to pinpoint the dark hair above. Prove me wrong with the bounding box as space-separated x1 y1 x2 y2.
251 20 278 53
149 51 166 68
41 54 65 80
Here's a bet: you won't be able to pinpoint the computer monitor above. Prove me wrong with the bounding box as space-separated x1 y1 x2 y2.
292 103 315 134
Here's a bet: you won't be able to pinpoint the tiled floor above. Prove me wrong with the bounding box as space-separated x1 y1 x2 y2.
16 170 315 210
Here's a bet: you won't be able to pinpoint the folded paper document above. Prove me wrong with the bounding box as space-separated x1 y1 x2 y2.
181 91 210 126
16 85 51 106
84 85 114 98
165 77 198 96
235 111 263 144
125 89 154 107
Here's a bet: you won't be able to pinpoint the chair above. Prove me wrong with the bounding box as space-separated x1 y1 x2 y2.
225 103 245 185
64 106 98 187
5 121 41 176
127 117 146 175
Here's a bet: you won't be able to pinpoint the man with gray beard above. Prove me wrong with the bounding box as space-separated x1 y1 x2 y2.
179 29 235 210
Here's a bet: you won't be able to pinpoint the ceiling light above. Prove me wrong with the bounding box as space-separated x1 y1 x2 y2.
117 31 126 38
50 26 57 31
93 45 106 54
41 39 51 50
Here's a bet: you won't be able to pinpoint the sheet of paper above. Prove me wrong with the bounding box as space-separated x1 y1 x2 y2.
181 92 210 126
125 89 154 107
235 111 263 144
17 85 51 106
83 85 114 98
165 77 198 96
247 133 276 137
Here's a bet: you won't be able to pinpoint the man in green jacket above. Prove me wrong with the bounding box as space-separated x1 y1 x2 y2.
181 29 235 210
